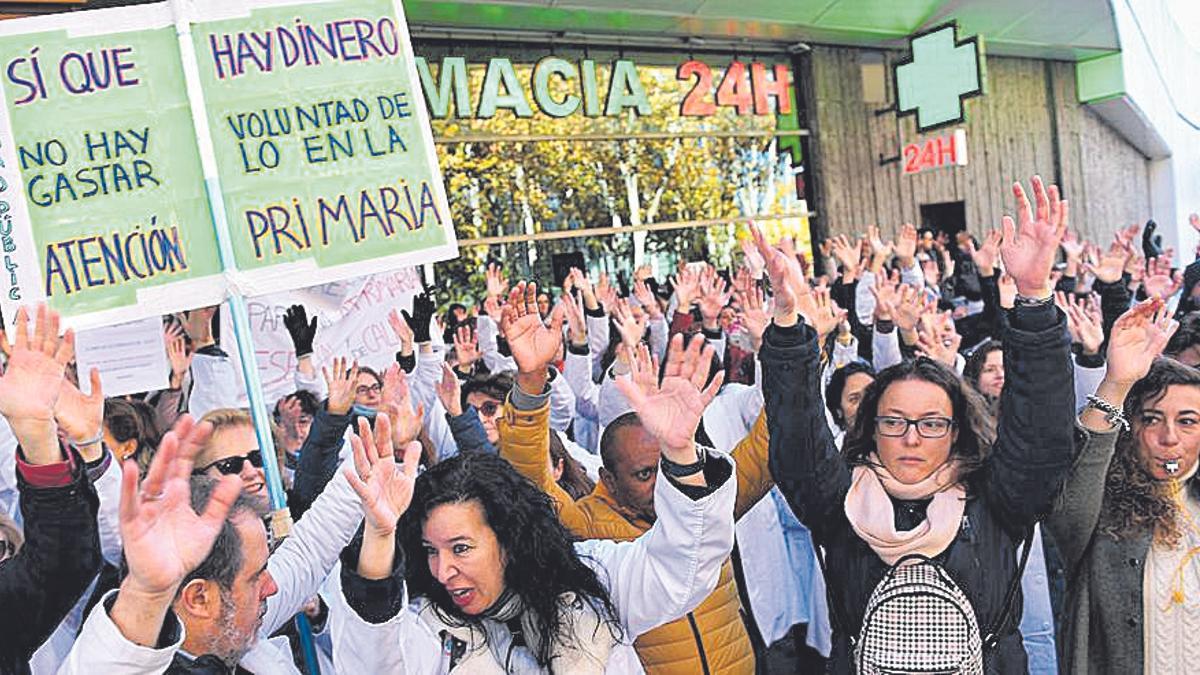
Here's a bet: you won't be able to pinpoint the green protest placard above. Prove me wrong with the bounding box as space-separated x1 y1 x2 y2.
189 0 457 295
0 5 226 329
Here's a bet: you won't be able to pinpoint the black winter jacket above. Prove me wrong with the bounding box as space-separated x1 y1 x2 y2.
761 303 1074 674
0 449 101 675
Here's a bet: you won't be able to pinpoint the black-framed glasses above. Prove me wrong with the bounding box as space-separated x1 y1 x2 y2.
355 383 383 396
875 416 955 439
195 450 263 476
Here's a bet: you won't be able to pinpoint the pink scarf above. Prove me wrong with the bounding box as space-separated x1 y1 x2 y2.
844 454 966 566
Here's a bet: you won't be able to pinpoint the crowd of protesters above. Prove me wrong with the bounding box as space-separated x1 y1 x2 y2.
2 175 1200 673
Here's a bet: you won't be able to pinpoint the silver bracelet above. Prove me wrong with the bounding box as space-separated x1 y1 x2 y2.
70 431 104 448
1085 394 1129 432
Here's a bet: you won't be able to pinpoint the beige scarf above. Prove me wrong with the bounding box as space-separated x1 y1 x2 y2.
844 453 966 566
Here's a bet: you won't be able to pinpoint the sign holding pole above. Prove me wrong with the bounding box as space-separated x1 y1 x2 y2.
0 0 459 523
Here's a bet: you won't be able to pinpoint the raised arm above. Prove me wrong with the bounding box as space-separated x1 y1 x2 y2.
0 306 102 665
1047 299 1176 571
983 177 1075 531
751 223 852 543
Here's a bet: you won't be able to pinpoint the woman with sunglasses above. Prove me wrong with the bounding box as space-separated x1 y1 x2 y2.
757 178 1076 672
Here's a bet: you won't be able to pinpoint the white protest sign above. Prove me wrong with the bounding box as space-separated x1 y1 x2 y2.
240 267 425 404
75 315 170 396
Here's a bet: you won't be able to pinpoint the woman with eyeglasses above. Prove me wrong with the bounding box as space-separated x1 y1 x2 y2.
756 178 1077 672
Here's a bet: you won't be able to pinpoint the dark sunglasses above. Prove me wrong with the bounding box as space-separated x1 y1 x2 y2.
195 450 263 476
474 400 501 417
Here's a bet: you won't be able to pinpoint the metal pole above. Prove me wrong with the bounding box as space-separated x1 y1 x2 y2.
169 0 290 525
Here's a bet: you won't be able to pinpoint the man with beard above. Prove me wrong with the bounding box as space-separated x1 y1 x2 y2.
61 414 398 673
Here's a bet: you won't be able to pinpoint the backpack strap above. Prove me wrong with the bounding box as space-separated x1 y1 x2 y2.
813 543 852 645
981 526 1036 651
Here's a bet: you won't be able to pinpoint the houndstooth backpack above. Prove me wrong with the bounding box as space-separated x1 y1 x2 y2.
854 554 983 674
819 529 1033 675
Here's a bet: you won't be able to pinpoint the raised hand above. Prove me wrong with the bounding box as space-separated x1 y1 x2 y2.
111 415 241 645
559 291 588 346
867 225 894 269
436 363 463 417
276 395 305 450
323 356 360 416
379 364 424 449
1000 176 1067 297
804 285 847 341
894 223 919 266
595 272 617 313
615 334 723 462
750 222 797 325
1084 235 1132 284
401 293 435 344
56 367 104 454
387 308 415 350
612 298 648 350
1059 230 1086 265
482 295 504 324
739 237 766 280
1105 299 1177 387
0 305 74 464
633 279 662 320
830 234 861 280
969 228 1003 276
698 268 731 329
453 325 480 371
165 323 193 389
485 262 509 299
869 269 902 322
891 283 923 332
670 265 701 312
501 282 564 390
283 305 318 358
346 415 419 536
737 285 770 352
916 312 962 368
1143 256 1183 299
1063 293 1104 355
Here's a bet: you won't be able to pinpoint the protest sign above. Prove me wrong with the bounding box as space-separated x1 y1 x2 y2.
241 267 425 403
75 315 170 397
0 4 226 329
187 0 458 296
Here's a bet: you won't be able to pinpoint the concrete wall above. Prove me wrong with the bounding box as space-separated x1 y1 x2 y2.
1098 0 1200 255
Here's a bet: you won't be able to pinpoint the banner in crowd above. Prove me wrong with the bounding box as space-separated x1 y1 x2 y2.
0 0 457 328
188 0 457 297
239 267 426 403
0 5 226 329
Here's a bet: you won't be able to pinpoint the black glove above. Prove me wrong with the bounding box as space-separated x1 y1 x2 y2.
1143 219 1164 261
283 304 317 358
402 293 435 343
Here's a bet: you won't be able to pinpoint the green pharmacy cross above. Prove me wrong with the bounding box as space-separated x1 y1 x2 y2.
894 22 985 132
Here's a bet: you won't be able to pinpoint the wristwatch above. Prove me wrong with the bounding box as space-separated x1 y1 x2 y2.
660 447 707 478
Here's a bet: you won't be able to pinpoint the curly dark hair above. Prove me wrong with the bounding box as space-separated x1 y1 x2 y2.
842 357 997 488
399 452 623 667
1101 358 1200 547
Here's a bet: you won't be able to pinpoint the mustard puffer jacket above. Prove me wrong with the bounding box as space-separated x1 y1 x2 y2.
498 400 774 675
